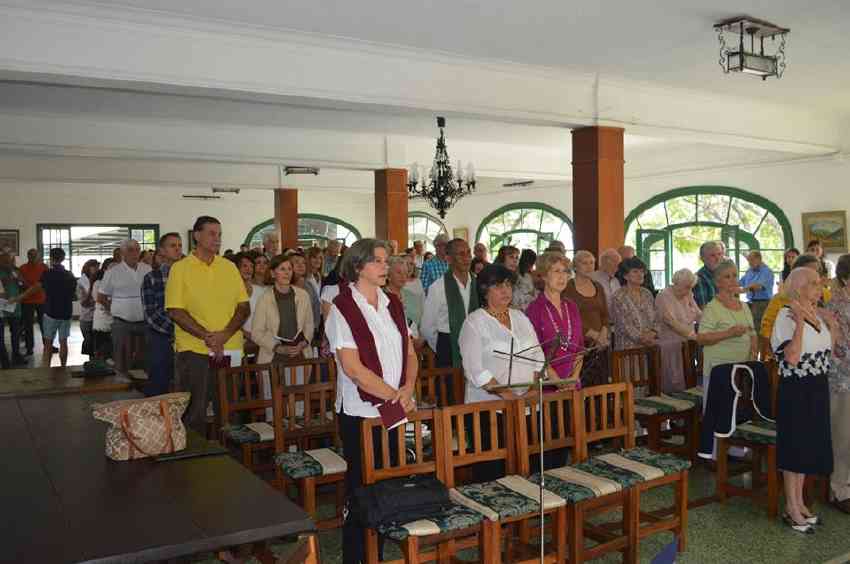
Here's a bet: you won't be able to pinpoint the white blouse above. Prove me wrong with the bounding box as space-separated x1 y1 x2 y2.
326 284 405 418
771 307 832 378
458 308 545 403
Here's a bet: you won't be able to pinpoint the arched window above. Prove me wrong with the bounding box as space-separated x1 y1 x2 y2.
625 186 793 289
408 211 447 252
476 203 574 257
244 214 361 249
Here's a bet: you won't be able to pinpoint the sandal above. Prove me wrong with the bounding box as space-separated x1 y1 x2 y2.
782 513 815 534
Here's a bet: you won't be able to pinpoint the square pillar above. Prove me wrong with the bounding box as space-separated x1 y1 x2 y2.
274 188 298 252
571 126 625 258
375 169 408 249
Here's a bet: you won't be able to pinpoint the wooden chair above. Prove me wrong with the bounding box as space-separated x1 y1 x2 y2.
361 409 492 564
274 358 338 450
441 400 567 564
579 383 689 561
277 534 320 564
715 363 779 518
415 365 464 408
612 345 700 462
217 363 277 473
272 359 345 530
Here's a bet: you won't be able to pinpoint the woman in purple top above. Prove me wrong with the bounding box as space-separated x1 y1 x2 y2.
525 252 584 390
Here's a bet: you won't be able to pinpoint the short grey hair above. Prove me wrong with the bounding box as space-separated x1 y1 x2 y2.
120 239 140 252
387 254 408 271
573 250 595 265
699 241 721 259
433 233 449 247
712 259 738 280
339 238 388 282
671 268 698 288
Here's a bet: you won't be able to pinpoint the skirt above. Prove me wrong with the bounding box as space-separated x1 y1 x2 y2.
777 373 834 475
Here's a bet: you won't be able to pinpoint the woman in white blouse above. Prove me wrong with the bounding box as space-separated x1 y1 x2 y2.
459 263 546 403
325 239 418 564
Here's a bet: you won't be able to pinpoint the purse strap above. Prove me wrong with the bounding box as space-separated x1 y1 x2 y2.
119 400 176 459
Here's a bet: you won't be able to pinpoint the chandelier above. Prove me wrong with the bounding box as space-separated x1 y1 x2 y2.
408 116 476 219
715 16 790 80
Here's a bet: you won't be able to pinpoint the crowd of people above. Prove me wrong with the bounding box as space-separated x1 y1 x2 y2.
1 217 849 544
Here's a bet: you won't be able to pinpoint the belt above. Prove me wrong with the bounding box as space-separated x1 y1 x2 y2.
113 317 145 324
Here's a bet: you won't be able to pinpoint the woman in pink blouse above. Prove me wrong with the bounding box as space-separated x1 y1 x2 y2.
655 268 702 392
525 252 584 389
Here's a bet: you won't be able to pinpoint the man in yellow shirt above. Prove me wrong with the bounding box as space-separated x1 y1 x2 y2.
166 216 249 434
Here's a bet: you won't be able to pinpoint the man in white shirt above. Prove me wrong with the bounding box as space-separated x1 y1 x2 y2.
591 248 622 310
421 239 478 404
98 239 152 375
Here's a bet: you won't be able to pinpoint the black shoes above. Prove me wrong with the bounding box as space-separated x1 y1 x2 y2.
781 513 815 534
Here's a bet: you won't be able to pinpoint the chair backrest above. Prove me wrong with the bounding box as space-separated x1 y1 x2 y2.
440 399 515 487
274 357 331 387
515 389 582 476
418 345 437 371
579 383 635 460
611 345 661 396
272 362 338 455
361 408 444 485
415 366 465 407
217 363 275 432
765 359 779 417
683 340 703 388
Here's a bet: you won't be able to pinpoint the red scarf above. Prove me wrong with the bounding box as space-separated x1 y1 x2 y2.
332 282 409 405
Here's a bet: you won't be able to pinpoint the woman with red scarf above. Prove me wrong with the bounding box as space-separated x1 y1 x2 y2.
325 239 418 564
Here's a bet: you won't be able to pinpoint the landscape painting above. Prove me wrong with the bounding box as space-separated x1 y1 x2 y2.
802 211 847 253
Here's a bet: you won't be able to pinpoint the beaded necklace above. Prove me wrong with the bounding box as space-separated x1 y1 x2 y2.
544 296 574 357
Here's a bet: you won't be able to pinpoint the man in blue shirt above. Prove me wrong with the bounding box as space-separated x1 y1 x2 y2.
739 250 774 331
420 233 450 294
141 232 183 396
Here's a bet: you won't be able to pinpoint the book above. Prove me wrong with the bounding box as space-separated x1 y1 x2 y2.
377 400 408 430
274 331 305 346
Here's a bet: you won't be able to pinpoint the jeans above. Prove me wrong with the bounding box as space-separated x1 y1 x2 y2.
20 303 43 353
144 328 175 397
0 316 22 368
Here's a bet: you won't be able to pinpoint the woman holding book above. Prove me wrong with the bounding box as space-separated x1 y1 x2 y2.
251 254 314 365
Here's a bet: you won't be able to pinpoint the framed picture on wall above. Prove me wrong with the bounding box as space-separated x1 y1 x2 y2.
186 230 195 253
452 227 469 241
802 211 847 253
0 229 20 257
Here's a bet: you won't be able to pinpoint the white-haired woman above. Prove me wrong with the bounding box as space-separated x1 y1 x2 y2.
697 259 757 387
656 268 702 392
772 266 838 533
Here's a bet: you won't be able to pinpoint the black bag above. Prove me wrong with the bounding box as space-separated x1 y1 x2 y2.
349 474 451 528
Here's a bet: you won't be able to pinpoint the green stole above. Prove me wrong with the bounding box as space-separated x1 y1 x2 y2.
444 270 480 368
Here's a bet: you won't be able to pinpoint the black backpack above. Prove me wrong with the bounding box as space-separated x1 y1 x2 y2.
349 474 452 528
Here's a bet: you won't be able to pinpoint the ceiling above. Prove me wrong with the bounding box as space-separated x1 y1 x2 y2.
52 0 850 115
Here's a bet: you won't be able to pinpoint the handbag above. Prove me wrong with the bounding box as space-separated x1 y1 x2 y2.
349 474 452 528
92 393 190 461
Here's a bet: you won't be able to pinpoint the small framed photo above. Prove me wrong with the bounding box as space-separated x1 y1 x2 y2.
186 230 195 252
0 229 20 257
452 227 469 241
802 211 847 253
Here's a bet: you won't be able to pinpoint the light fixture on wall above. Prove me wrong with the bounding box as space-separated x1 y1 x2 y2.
211 186 240 194
408 116 476 219
715 16 790 80
182 194 221 200
284 166 320 176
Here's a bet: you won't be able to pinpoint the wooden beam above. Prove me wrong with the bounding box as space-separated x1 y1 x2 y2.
274 188 298 252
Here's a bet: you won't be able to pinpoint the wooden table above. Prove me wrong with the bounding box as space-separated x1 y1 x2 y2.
0 391 314 563
0 366 133 398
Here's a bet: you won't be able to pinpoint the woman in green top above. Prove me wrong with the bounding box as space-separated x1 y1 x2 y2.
697 259 758 392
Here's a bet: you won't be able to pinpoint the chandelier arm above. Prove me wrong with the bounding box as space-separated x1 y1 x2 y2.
717 28 729 73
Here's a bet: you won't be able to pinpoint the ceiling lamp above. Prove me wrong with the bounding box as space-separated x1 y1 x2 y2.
408 116 476 219
715 16 789 80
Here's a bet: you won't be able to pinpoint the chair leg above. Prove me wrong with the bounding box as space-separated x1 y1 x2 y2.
242 444 253 471
624 489 639 564
676 471 689 552
688 411 699 463
480 520 501 564
401 536 419 564
646 419 661 452
335 479 346 521
716 439 728 503
766 446 779 519
751 448 763 489
567 505 581 564
365 528 380 564
301 477 317 520
554 506 567 564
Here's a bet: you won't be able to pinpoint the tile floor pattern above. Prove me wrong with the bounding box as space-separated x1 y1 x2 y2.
5 324 850 563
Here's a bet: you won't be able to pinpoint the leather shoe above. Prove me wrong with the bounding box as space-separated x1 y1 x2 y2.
831 498 850 515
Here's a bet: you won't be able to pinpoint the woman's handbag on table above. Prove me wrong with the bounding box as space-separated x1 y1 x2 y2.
92 393 190 461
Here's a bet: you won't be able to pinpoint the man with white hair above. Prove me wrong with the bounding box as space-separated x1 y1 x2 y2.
98 239 152 375
591 248 622 309
693 240 724 308
420 233 450 294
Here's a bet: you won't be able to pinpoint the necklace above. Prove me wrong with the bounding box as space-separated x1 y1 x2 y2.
487 308 511 326
544 298 573 355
